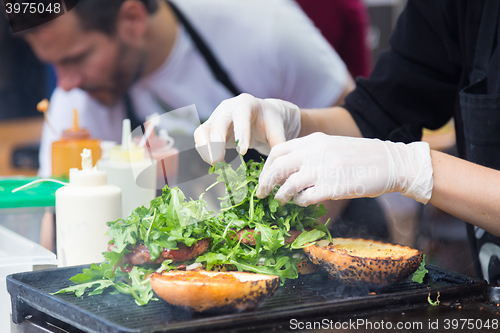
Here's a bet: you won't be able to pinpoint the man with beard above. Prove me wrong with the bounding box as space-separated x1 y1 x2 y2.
23 0 353 177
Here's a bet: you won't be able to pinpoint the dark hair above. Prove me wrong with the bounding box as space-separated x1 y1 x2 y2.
74 0 159 34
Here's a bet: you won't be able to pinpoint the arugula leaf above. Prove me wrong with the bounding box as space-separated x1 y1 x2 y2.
427 291 440 306
268 196 279 213
254 223 285 252
156 260 174 273
411 254 429 284
290 229 326 249
70 263 109 283
127 266 156 306
230 254 300 281
53 280 115 298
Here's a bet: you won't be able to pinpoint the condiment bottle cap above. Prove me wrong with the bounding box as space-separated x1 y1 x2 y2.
69 149 106 186
62 109 91 140
109 119 145 162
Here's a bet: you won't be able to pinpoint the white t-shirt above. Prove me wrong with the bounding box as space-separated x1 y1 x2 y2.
39 0 348 177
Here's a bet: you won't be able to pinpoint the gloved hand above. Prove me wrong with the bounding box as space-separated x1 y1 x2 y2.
194 93 301 164
256 133 433 206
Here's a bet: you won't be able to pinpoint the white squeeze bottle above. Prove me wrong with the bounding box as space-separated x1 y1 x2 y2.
97 119 157 218
55 149 122 267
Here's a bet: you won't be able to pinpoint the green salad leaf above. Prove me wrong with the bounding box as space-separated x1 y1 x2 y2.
411 254 429 284
54 157 329 305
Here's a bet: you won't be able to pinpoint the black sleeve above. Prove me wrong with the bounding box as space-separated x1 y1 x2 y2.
344 0 462 143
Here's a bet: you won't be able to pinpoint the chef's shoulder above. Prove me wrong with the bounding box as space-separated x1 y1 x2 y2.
407 0 466 42
389 0 466 69
170 0 309 44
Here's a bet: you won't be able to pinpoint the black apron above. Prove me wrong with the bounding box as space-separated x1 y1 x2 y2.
459 0 500 283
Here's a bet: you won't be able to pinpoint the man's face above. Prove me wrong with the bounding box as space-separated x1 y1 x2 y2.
26 12 145 106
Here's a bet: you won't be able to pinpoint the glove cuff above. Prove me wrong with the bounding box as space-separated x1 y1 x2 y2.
401 142 434 204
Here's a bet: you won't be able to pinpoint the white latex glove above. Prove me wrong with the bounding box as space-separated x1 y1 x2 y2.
256 133 433 206
194 93 301 164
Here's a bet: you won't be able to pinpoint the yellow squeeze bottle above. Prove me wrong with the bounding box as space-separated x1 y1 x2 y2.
51 109 101 179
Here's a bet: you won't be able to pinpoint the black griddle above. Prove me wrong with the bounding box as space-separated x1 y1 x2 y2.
6 265 492 333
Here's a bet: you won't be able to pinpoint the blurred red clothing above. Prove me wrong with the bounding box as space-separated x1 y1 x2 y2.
296 0 372 78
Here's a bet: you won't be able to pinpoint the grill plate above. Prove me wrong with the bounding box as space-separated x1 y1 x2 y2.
7 265 487 333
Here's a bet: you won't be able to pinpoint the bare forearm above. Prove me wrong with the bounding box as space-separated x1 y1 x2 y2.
299 106 362 138
429 150 500 236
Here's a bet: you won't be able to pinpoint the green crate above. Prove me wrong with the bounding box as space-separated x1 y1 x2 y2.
0 178 64 209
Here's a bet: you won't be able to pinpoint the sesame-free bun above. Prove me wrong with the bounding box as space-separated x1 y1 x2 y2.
296 259 319 275
150 270 279 312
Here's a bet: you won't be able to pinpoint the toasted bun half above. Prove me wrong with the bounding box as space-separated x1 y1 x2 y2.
150 270 279 312
303 238 423 287
296 259 319 275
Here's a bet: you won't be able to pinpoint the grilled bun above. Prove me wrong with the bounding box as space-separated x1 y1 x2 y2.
304 238 423 287
150 270 279 312
296 259 319 275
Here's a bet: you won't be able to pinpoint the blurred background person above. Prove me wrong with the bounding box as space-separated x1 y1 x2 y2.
296 0 372 78
21 0 352 176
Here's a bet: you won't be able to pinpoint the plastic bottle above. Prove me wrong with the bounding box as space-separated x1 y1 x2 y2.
55 149 121 267
97 119 157 218
52 109 101 179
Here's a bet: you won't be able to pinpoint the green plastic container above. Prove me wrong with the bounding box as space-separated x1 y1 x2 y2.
0 178 64 209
